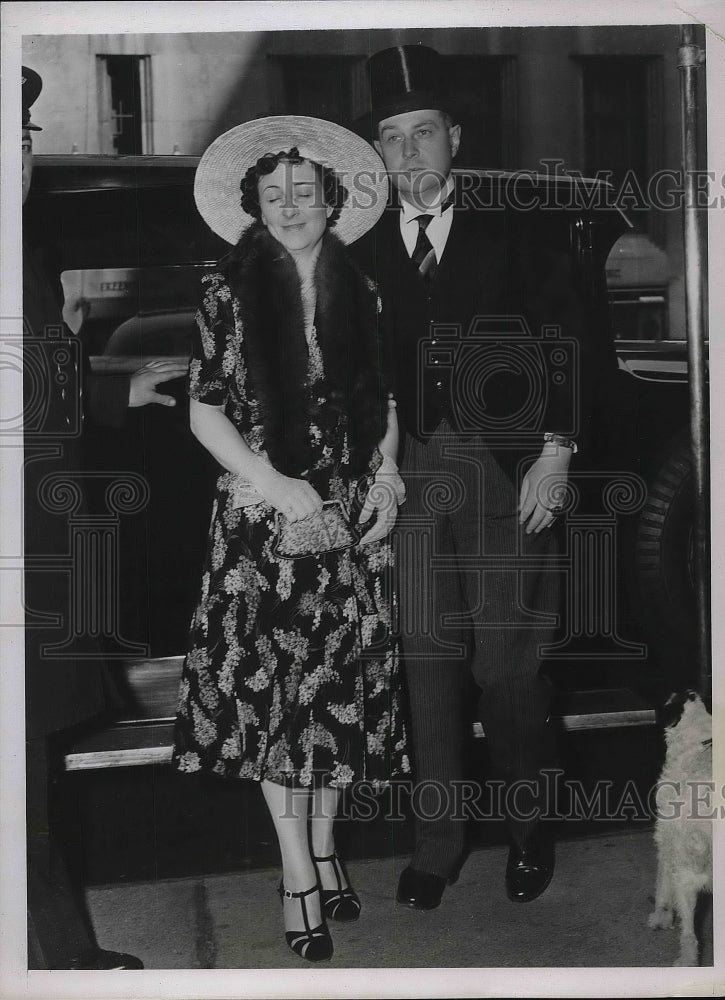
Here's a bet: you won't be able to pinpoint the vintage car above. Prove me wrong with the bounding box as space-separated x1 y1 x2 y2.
23 154 698 765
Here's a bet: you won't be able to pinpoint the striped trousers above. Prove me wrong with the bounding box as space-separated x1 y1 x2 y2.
396 422 559 877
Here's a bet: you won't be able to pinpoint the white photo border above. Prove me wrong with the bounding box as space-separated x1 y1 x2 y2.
1 2 723 997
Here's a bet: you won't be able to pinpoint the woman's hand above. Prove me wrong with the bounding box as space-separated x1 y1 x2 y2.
253 465 324 522
358 455 406 545
188 400 322 520
518 443 572 534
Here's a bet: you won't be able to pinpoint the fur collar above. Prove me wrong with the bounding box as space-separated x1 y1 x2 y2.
222 224 387 476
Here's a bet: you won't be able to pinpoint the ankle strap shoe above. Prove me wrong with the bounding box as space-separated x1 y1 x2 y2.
277 881 333 962
313 852 361 922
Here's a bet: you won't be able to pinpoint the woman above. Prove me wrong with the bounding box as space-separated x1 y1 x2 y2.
173 117 409 963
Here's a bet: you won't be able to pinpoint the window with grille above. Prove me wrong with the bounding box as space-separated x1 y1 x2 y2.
97 55 153 155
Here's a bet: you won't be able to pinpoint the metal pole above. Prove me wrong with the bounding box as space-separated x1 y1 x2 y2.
677 25 711 707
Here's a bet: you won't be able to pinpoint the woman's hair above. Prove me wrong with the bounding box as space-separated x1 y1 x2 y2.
240 147 348 227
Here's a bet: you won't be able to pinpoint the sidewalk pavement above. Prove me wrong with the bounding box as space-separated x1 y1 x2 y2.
86 828 713 970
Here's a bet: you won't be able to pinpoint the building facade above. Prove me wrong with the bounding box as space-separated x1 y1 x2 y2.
22 24 708 341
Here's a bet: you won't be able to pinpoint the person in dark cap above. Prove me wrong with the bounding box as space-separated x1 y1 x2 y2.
22 69 43 126
22 64 168 970
354 43 591 911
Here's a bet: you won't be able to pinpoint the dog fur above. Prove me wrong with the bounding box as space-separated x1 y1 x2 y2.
648 690 713 966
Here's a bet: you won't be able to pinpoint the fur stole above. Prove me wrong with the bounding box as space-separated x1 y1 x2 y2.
221 224 387 477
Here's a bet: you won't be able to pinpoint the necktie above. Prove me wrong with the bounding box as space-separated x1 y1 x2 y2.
411 214 437 282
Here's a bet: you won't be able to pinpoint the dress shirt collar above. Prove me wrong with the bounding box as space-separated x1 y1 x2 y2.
399 175 456 224
398 175 456 262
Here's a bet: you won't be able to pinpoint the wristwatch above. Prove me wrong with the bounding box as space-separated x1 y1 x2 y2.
543 432 578 454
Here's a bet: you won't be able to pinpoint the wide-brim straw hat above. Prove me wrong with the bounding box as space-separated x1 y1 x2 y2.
194 115 389 246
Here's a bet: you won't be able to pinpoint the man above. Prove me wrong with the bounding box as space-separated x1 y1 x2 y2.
356 45 591 910
23 66 184 969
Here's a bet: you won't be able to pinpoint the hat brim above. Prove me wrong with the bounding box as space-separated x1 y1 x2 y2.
194 115 389 246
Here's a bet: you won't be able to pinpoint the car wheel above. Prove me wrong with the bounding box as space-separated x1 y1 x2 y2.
633 431 696 665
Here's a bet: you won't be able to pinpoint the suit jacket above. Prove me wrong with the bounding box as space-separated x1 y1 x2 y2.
354 184 596 483
23 243 129 737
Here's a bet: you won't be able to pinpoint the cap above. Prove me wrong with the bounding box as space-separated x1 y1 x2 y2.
22 66 43 131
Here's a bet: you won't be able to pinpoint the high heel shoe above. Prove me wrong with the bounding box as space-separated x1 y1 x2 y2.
277 881 333 962
313 852 362 922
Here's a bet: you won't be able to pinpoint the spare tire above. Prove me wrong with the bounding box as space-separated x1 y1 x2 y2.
633 431 696 663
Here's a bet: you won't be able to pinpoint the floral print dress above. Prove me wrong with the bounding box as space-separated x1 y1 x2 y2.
173 272 409 788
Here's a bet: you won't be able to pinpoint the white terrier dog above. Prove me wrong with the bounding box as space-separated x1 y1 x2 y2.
648 690 713 966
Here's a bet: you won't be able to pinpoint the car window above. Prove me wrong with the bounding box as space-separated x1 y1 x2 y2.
60 264 207 363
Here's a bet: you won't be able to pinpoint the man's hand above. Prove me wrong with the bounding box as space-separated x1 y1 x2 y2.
128 358 189 408
358 454 406 545
62 295 90 335
518 443 572 534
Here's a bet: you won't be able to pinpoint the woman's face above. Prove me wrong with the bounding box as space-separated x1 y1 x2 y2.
258 159 332 260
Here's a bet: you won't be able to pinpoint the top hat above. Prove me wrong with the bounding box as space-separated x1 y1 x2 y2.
22 66 43 131
357 44 455 138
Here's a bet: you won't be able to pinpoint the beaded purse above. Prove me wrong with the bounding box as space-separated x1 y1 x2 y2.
272 500 360 559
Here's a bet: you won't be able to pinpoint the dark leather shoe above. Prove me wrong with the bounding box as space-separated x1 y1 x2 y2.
396 866 448 910
67 948 144 970
506 832 555 903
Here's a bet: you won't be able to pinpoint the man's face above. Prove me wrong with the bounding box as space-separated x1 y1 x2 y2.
22 128 33 205
374 109 461 205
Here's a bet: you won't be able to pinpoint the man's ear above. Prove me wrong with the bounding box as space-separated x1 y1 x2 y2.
449 124 462 159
